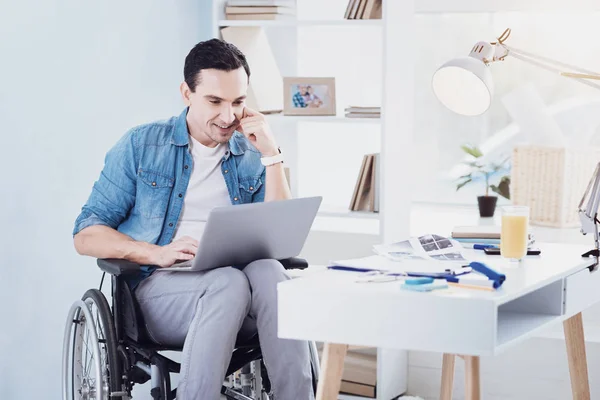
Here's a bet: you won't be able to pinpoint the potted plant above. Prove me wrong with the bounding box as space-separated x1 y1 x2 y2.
456 144 510 217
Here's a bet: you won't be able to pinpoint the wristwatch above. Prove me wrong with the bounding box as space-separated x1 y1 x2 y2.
260 148 284 166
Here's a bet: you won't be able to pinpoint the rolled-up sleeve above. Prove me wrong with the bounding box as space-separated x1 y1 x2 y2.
73 130 138 235
252 168 267 203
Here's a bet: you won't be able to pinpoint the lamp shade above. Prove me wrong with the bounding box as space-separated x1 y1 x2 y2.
432 56 494 116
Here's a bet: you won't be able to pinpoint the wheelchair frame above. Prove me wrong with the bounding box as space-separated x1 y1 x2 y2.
62 258 319 400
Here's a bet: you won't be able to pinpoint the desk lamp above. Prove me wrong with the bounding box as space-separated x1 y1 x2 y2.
431 28 600 116
432 28 600 261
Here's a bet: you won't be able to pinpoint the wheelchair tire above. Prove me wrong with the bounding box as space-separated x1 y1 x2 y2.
62 289 124 399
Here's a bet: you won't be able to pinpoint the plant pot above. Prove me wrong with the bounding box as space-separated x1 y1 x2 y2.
477 195 498 217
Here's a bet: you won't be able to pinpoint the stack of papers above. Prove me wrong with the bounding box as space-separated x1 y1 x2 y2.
331 234 469 275
451 225 535 246
373 234 467 263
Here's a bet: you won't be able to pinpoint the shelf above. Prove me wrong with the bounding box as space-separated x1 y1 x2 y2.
318 205 379 220
218 19 383 28
266 114 380 124
312 215 380 236
415 0 600 13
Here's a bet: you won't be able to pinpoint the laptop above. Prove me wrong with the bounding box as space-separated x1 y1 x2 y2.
161 196 322 272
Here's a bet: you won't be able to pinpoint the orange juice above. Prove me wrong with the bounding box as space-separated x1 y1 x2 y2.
501 214 528 260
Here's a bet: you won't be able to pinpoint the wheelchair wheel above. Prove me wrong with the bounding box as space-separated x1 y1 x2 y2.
62 289 124 399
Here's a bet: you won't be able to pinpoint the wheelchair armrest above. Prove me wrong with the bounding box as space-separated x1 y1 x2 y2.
97 258 144 276
279 257 308 270
97 257 308 275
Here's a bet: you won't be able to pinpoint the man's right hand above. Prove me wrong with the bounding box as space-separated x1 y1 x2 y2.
149 236 199 268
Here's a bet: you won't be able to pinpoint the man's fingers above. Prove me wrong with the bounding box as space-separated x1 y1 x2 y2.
178 236 199 247
239 122 262 135
240 116 262 124
173 242 197 255
243 106 258 117
177 252 194 260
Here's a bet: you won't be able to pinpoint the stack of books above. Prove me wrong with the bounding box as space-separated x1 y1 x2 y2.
345 106 381 119
350 153 379 212
343 0 382 19
451 225 535 247
225 0 296 20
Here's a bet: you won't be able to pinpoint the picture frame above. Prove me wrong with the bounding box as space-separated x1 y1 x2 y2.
283 77 336 116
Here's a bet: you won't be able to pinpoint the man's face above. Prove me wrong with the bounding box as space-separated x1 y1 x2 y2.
298 85 307 95
182 67 248 146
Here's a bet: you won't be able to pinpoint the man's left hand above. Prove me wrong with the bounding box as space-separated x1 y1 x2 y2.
237 107 279 156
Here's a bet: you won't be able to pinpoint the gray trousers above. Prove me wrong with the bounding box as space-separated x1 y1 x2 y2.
134 259 314 400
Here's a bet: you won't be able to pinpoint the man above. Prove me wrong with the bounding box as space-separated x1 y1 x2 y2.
292 84 308 108
72 38 314 400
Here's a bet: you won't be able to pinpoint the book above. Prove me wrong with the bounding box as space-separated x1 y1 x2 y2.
349 155 368 210
227 0 295 5
452 225 504 239
225 13 294 20
451 225 533 240
344 0 381 19
354 154 374 211
350 153 380 212
362 0 380 19
345 113 380 118
345 106 381 113
356 0 368 19
225 6 295 14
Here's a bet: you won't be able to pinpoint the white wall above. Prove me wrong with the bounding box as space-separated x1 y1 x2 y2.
0 1 211 398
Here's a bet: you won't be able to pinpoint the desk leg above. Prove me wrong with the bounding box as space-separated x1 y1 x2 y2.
464 356 480 400
316 343 348 400
440 354 456 400
564 312 591 400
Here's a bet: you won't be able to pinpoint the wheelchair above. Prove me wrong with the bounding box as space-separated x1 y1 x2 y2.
62 257 320 400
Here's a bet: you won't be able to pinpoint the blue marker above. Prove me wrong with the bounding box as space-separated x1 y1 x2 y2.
473 244 499 250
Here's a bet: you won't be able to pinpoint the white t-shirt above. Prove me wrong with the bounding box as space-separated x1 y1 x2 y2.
172 136 231 242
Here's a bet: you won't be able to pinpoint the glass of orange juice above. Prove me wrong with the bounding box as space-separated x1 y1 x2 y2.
500 206 529 263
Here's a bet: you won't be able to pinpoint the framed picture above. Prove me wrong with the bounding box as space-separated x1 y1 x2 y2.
283 77 336 116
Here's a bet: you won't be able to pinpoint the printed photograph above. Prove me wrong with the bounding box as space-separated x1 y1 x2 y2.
436 239 453 249
422 242 438 252
283 77 336 116
444 252 466 261
291 84 328 109
419 235 436 245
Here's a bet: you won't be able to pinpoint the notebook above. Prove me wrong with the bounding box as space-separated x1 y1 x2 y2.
451 225 533 240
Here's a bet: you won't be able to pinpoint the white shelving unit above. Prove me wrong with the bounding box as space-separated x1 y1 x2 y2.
265 114 381 124
210 1 600 399
211 1 411 398
218 19 383 27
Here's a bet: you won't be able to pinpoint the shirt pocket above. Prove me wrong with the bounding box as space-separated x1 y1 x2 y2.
135 169 174 218
238 176 263 204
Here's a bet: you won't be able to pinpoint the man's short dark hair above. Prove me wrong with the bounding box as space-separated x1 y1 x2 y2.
184 38 250 92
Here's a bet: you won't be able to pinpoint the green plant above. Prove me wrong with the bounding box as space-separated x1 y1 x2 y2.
456 144 510 200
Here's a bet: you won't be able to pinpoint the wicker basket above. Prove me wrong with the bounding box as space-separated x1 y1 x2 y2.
511 145 600 228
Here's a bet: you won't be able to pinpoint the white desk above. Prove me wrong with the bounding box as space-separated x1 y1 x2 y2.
278 243 599 400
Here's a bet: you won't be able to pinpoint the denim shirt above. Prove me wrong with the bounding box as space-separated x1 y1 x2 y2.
73 108 266 289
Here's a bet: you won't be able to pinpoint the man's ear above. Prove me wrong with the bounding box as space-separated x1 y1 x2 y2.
180 82 192 106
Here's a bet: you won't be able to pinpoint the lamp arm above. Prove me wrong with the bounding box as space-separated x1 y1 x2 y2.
589 165 600 222
504 45 600 76
502 44 600 91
